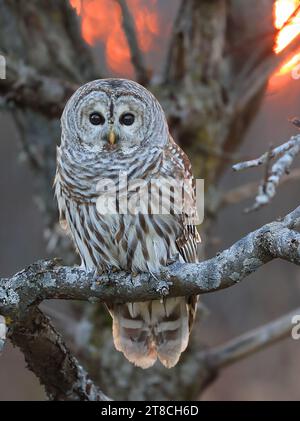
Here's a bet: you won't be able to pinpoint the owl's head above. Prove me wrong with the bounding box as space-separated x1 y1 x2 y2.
61 79 169 153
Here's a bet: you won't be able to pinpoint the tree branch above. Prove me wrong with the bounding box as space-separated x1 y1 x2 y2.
203 307 299 369
1 206 299 320
233 135 300 211
115 0 150 85
0 55 77 118
9 307 111 401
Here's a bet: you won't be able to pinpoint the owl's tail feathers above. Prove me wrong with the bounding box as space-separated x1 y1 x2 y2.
112 302 157 369
111 297 195 369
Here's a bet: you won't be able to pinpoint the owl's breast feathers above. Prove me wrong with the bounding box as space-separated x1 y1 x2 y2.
55 137 200 271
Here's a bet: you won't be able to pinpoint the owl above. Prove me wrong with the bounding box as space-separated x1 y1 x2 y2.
55 79 201 369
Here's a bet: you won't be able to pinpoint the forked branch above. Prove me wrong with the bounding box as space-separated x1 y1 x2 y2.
233 135 300 212
220 168 300 209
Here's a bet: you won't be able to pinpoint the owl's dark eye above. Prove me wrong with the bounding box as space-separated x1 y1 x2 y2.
89 112 105 125
119 113 135 126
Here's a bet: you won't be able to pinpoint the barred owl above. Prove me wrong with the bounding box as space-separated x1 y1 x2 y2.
55 79 200 369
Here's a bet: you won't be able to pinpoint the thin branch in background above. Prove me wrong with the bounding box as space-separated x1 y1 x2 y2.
232 136 300 171
263 143 274 184
203 307 299 370
115 0 150 85
220 168 300 209
232 135 300 212
276 4 300 33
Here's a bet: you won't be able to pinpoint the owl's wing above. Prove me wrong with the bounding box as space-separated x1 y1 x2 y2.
163 136 201 264
54 162 69 232
162 137 201 331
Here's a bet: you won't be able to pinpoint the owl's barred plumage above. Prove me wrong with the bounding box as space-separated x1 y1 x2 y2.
55 79 200 368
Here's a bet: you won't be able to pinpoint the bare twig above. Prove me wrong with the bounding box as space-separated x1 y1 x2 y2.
233 136 300 211
115 0 150 85
233 136 300 171
276 4 300 33
204 308 299 369
220 168 300 209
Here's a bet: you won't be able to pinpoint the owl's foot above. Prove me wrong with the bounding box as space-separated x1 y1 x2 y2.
90 266 118 285
148 270 172 297
100 265 120 284
91 268 105 285
148 270 159 282
128 271 139 286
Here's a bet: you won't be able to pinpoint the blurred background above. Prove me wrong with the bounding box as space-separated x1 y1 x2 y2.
0 0 300 400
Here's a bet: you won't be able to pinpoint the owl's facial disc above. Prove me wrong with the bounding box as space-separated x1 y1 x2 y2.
73 90 147 151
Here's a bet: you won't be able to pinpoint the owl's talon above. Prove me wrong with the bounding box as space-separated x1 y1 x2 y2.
106 270 112 283
157 283 170 297
103 266 120 284
129 272 138 286
91 267 105 280
147 273 153 283
91 270 99 283
148 270 159 282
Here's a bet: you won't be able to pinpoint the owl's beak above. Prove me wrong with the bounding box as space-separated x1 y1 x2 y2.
108 128 116 145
